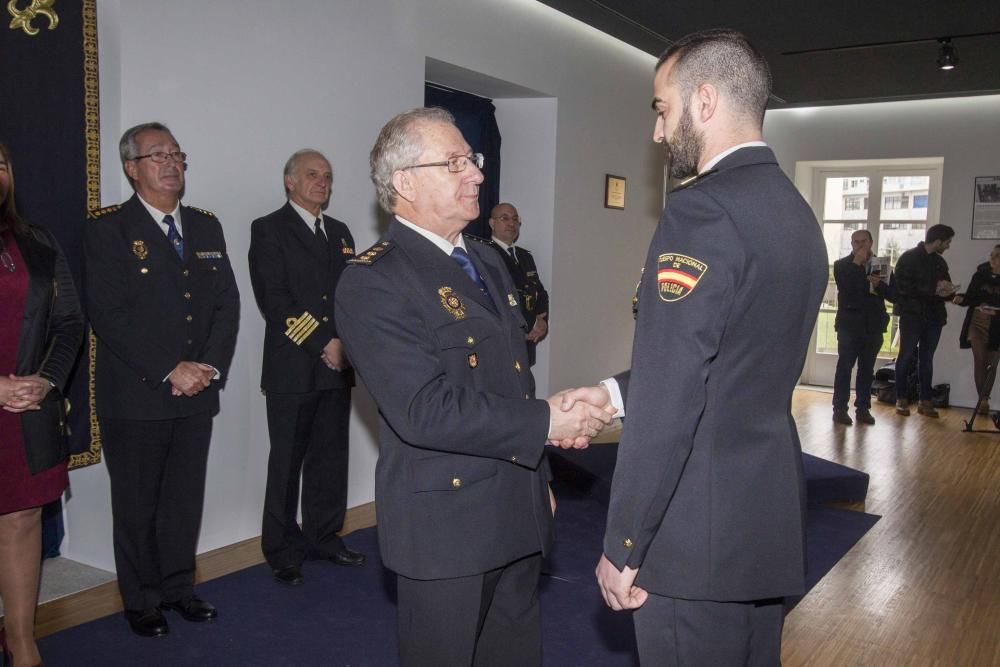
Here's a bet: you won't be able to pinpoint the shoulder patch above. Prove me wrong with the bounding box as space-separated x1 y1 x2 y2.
187 206 218 219
347 240 394 266
87 204 121 219
669 169 718 194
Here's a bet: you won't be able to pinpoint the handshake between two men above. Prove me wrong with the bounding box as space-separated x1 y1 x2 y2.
545 383 617 449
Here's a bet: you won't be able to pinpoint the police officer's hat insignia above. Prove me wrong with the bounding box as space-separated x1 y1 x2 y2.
657 253 707 302
438 286 466 320
132 240 149 260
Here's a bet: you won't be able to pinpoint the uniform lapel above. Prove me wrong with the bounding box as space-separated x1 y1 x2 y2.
390 221 497 318
283 202 328 264
125 195 180 266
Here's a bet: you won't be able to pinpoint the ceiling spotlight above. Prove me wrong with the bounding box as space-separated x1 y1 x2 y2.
937 38 957 70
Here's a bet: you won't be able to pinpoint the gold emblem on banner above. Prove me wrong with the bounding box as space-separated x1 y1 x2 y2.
132 240 148 260
8 0 60 36
438 286 465 320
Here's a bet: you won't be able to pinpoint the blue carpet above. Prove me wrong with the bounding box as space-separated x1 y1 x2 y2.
38 447 878 666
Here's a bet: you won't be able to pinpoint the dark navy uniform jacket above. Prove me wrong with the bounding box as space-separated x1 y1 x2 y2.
84 194 240 420
491 242 549 331
335 219 552 581
248 202 355 393
605 146 827 602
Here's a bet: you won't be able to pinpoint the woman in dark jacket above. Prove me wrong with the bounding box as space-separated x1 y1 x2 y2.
0 142 83 667
956 245 1000 413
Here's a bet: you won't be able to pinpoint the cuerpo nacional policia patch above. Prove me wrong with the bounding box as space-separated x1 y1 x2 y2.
657 253 707 302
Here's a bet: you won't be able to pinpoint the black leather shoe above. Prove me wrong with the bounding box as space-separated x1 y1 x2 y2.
124 608 170 637
273 565 304 586
330 548 366 566
159 596 218 622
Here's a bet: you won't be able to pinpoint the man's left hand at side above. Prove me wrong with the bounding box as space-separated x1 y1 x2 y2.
595 554 647 611
526 313 548 343
321 337 348 371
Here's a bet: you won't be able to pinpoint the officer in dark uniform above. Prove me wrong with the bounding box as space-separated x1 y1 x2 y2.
560 31 828 665
487 203 549 367
248 149 364 587
334 107 610 667
84 122 240 638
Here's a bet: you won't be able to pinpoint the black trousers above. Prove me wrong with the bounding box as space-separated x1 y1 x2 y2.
396 552 543 667
102 414 212 611
261 388 351 569
632 594 785 666
833 329 884 410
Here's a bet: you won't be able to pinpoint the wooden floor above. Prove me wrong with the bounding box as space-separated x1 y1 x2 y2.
782 390 999 667
22 390 1000 665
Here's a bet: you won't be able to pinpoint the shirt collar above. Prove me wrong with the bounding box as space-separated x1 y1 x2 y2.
289 199 322 229
491 236 514 252
137 193 181 231
396 215 467 256
701 141 767 173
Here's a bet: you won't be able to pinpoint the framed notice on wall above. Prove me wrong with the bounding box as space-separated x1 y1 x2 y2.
971 176 1000 239
605 174 626 210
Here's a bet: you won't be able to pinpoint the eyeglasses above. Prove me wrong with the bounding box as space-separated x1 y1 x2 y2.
403 153 484 173
133 151 187 164
493 214 520 223
0 236 14 273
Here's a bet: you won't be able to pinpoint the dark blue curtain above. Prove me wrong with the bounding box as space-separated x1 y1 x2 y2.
425 84 501 240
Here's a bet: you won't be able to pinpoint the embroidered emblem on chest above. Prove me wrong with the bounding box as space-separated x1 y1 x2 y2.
438 286 466 320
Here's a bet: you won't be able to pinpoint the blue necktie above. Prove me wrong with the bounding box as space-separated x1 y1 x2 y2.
164 214 184 259
507 246 517 264
451 247 490 297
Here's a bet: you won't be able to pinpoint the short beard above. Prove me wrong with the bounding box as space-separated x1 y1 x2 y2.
666 103 703 180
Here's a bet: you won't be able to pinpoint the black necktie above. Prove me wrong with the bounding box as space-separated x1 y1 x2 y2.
451 247 490 297
507 246 518 264
163 214 183 259
314 218 327 244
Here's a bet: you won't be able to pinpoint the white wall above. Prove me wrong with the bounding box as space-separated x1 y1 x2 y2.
766 94 1000 409
64 0 659 568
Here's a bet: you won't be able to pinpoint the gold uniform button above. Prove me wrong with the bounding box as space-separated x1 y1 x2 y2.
510 456 518 464
514 361 522 373
184 292 191 299
321 295 328 301
623 538 633 548
183 269 190 277
451 478 462 489
185 315 193 322
322 316 330 322
524 393 530 399
140 267 149 274
466 336 474 345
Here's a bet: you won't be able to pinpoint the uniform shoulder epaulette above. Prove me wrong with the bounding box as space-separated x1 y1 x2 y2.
669 168 719 194
187 206 218 219
87 203 121 219
347 240 394 265
463 234 495 247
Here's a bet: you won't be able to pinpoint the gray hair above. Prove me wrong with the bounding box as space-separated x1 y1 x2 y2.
370 107 455 214
283 148 330 194
119 121 173 163
118 122 175 188
657 29 772 127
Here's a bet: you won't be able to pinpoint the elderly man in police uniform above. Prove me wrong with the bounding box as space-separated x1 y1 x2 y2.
335 107 611 667
488 203 549 367
249 149 364 587
561 30 827 665
84 122 240 638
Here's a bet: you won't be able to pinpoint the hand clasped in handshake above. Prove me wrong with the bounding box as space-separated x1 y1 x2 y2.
0 373 52 413
545 384 616 449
